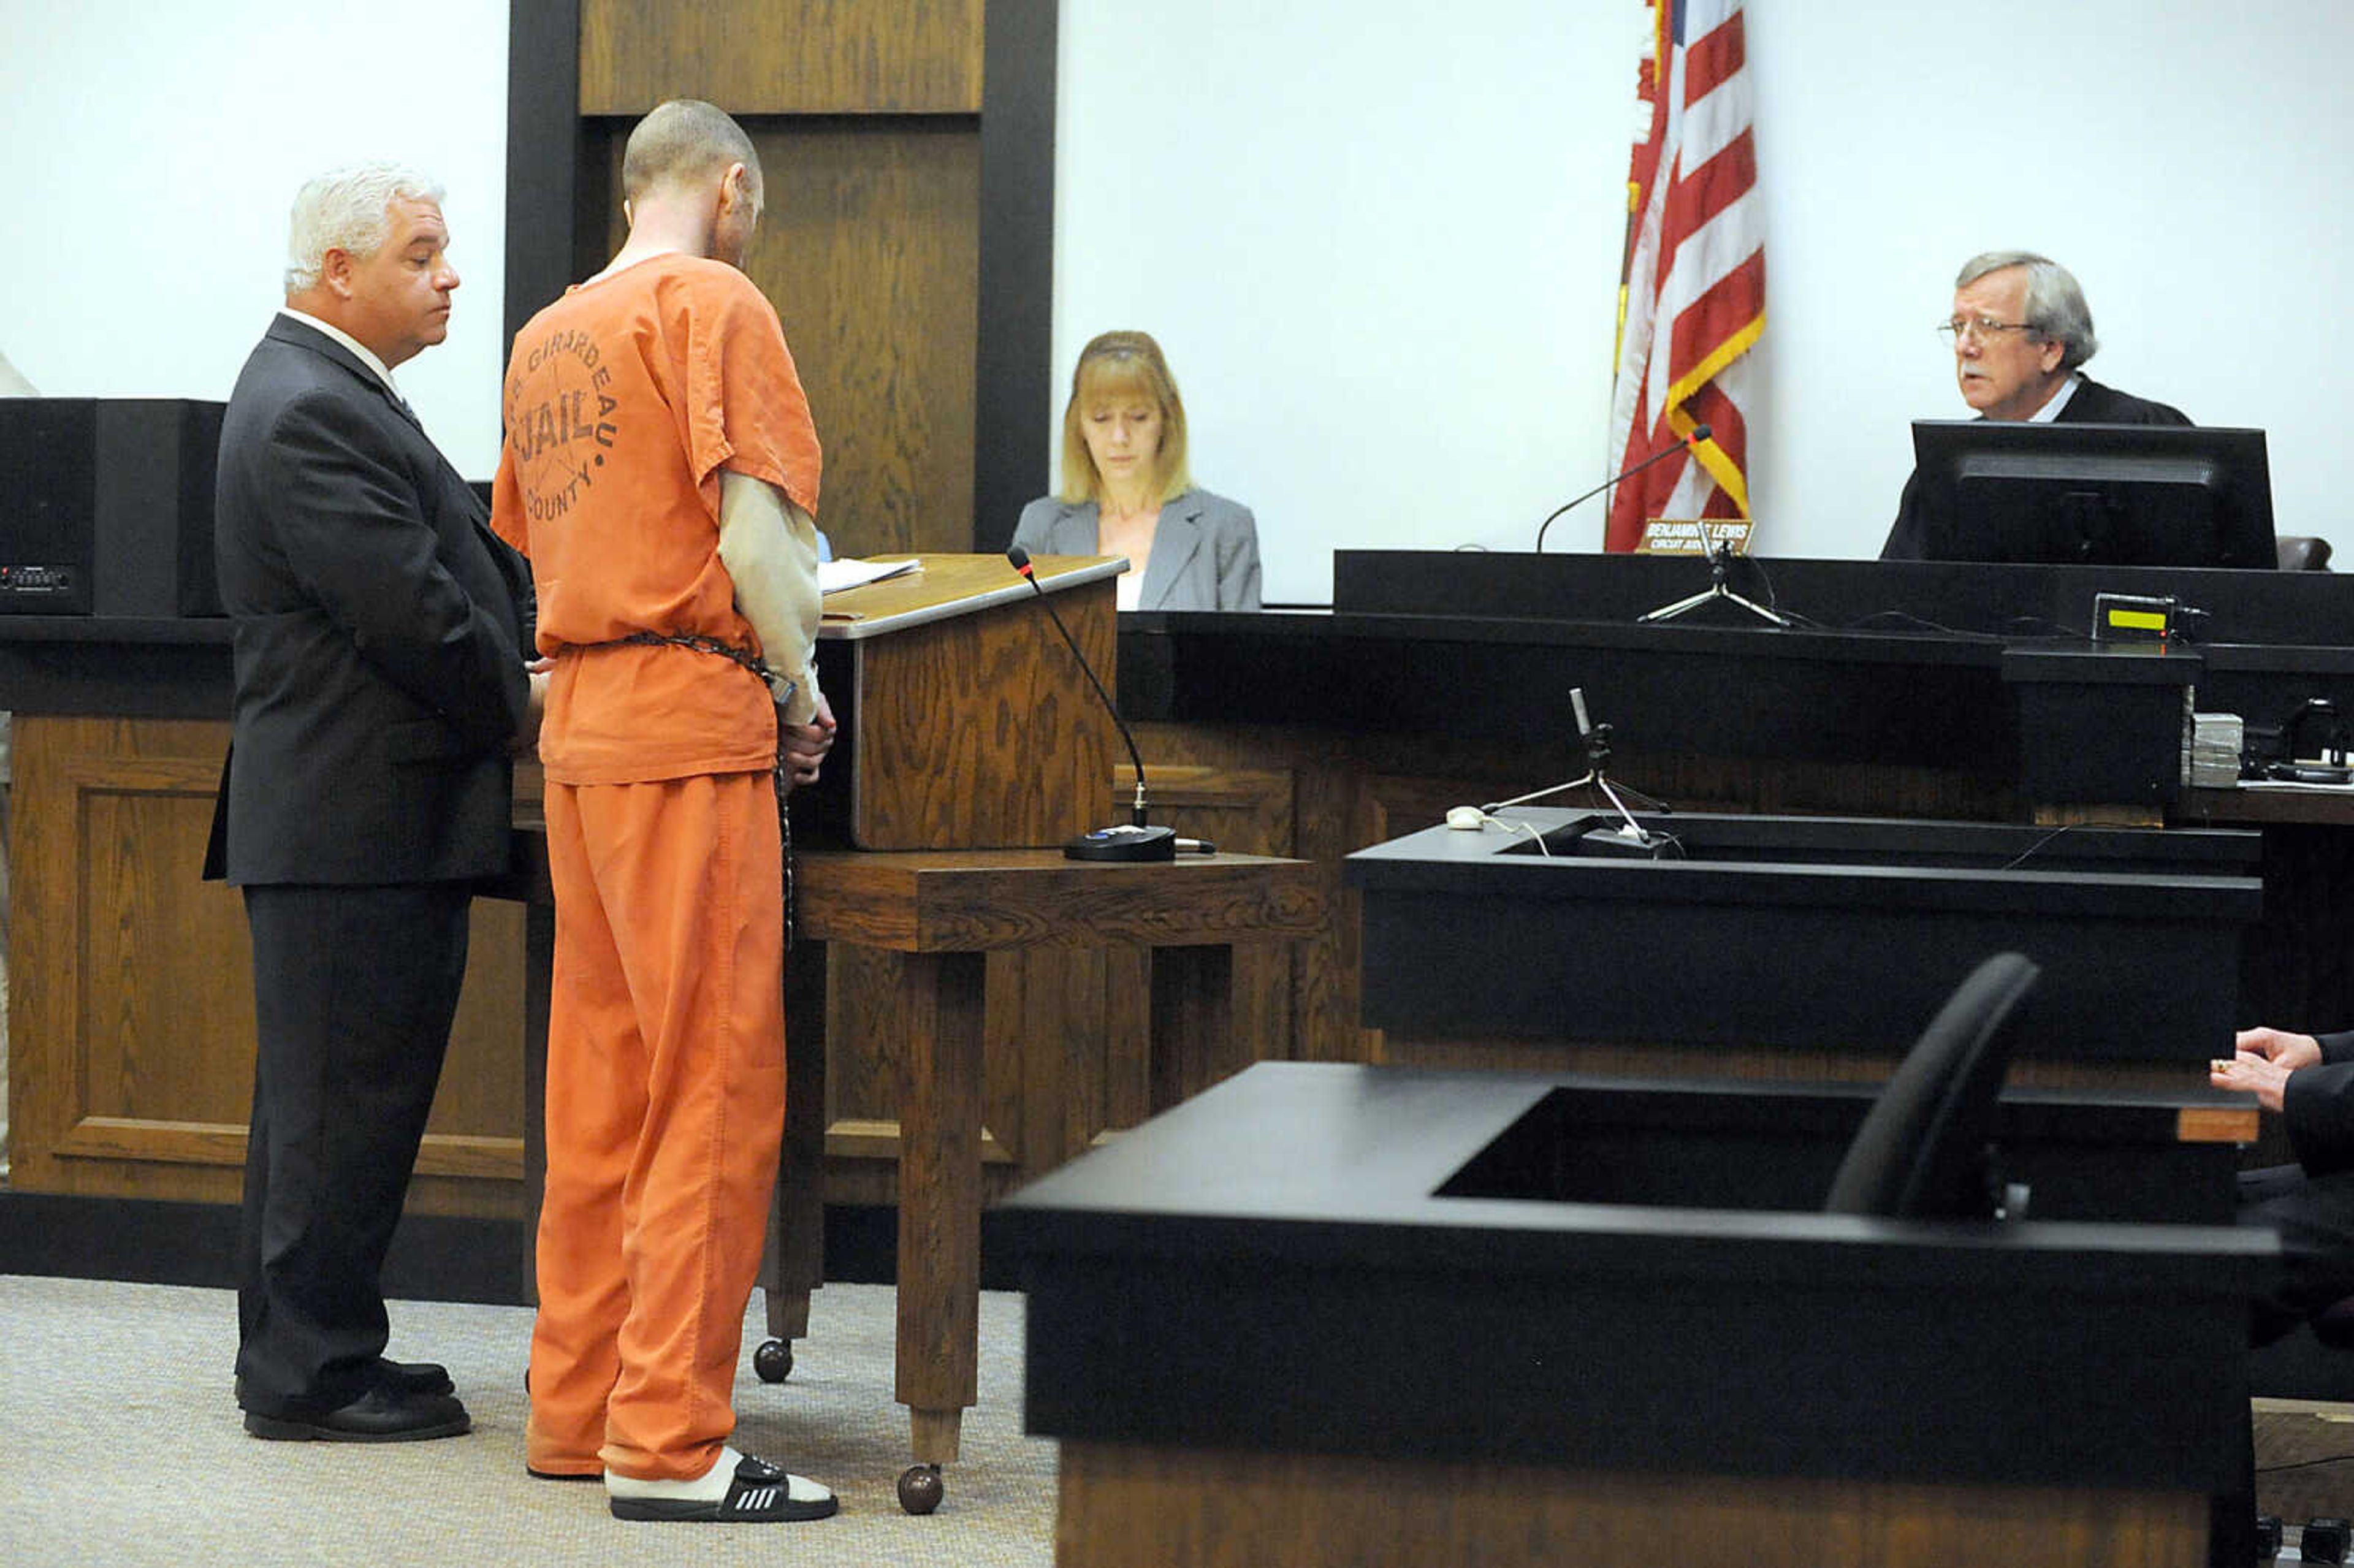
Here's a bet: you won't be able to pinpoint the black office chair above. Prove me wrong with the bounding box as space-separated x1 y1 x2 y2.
1823 951 2041 1219
1829 951 2269 1563
2278 535 2334 571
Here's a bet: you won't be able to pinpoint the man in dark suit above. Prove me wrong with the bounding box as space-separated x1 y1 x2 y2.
211 163 539 1441
1878 251 2191 560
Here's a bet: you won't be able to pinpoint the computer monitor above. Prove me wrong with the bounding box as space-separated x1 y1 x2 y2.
1909 420 2276 569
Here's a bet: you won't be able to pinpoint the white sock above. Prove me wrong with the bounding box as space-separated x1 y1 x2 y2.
607 1445 738 1502
605 1446 834 1505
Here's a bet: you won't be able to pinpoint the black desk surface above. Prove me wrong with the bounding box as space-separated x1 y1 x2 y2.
1334 549 2354 647
1004 1060 2269 1493
1005 1062 2257 1265
1118 550 2354 771
1346 808 2262 1061
0 613 231 718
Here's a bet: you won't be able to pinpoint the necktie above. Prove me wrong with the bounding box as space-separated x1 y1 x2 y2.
384 384 423 430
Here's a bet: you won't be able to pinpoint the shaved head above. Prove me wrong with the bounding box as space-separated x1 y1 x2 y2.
622 99 761 204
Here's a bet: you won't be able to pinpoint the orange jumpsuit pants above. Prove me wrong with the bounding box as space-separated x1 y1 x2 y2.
525 769 785 1481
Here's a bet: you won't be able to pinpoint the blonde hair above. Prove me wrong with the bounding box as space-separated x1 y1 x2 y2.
1057 330 1192 506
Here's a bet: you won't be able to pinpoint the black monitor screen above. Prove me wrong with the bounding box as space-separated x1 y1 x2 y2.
1910 421 2276 569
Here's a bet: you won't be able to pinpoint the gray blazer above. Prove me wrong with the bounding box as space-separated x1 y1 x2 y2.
1011 487 1262 611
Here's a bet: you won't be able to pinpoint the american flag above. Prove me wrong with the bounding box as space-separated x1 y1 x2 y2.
1604 0 1765 552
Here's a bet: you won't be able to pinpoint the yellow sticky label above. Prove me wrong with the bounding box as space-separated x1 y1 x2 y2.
2107 608 2169 631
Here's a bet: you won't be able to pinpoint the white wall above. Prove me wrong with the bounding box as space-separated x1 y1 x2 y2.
0 1 510 477
1054 1 2354 603
4 2 2343 569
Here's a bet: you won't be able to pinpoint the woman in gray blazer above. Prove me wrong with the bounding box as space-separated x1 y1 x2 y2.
1011 330 1262 611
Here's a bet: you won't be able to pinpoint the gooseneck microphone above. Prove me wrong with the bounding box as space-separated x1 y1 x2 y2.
1533 423 1713 553
1006 546 1181 862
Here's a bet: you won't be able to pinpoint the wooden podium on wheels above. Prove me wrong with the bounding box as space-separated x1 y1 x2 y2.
753 555 1322 1512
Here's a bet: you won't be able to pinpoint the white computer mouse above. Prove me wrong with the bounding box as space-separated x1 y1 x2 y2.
1445 805 1485 831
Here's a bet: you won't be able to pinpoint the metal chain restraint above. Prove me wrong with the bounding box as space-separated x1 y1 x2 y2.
608 630 798 949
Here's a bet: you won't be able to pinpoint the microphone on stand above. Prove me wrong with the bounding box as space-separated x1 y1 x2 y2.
1534 423 1713 553
1006 545 1183 862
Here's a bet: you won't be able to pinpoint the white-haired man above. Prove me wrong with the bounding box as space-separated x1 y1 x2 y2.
210 164 541 1441
1880 251 2190 560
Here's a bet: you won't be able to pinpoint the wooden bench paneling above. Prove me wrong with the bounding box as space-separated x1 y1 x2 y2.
7 715 528 1216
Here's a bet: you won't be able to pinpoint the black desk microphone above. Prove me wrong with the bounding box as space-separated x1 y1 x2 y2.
1534 422 1713 553
1006 546 1181 862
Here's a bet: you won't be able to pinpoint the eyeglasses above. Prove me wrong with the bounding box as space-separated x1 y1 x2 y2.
1937 318 2039 344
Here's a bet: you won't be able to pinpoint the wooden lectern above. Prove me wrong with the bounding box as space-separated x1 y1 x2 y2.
792 553 1122 850
757 554 1323 1512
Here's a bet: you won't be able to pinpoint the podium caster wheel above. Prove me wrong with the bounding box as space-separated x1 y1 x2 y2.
898 1463 943 1515
753 1339 793 1383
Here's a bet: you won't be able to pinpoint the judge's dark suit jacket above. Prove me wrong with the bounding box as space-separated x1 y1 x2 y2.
211 315 531 883
1011 487 1263 611
1877 375 2193 561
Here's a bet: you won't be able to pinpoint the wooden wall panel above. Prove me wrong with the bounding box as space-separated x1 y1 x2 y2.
1113 764 1298 1097
593 120 981 559
1138 720 1376 1064
752 121 980 557
580 0 984 116
8 716 527 1217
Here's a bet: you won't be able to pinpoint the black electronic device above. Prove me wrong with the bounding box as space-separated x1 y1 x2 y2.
2257 696 2354 782
2090 591 2179 643
1909 419 2275 570
1541 812 1677 859
0 397 227 616
1005 545 1178 862
2271 763 2352 784
1472 686 1677 851
1566 687 1672 854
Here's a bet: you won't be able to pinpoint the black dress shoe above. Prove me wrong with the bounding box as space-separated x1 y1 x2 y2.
377 1358 454 1398
243 1386 472 1442
234 1359 454 1407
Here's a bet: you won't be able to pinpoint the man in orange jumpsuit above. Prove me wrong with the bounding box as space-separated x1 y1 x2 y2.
491 99 838 1523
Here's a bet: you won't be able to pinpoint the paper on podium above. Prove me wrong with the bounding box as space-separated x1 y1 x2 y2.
819 556 921 594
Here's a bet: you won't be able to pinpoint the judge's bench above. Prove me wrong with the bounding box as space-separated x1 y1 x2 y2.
12 544 2354 1226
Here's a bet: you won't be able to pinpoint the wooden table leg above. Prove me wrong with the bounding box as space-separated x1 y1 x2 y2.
894 947 986 1466
1149 942 1238 1114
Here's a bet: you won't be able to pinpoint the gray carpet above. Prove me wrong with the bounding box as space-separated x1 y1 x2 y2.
2256 1398 2354 1527
0 1273 1055 1567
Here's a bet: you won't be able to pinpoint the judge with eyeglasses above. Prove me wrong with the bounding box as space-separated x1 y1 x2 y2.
1878 250 2189 560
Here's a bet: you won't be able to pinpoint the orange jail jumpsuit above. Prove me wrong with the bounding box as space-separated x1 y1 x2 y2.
490 253 823 1482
